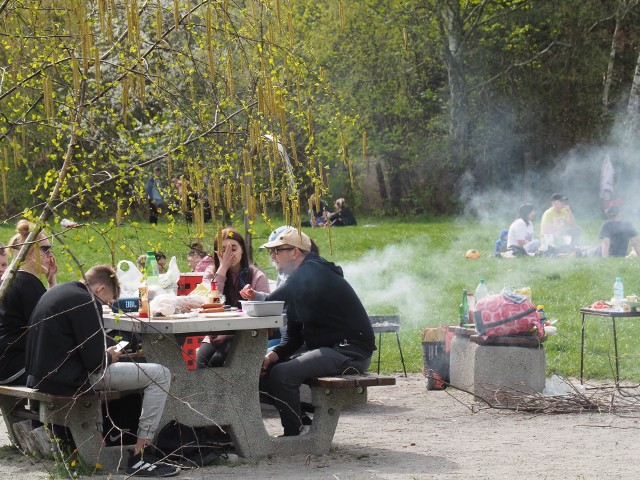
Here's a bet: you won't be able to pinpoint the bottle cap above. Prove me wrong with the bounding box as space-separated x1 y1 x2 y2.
537 305 544 310
616 277 621 282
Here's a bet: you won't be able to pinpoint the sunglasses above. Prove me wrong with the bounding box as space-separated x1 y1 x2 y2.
268 247 295 256
39 245 54 255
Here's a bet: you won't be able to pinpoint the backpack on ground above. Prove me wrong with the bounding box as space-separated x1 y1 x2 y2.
154 421 227 468
494 229 508 257
473 290 543 339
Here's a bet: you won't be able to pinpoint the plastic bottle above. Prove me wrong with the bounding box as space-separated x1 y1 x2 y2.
459 289 469 327
536 305 546 321
146 251 159 286
613 277 624 310
138 282 149 319
475 279 489 301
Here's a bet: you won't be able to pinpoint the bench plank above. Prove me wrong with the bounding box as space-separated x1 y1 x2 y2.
308 373 396 389
0 385 121 402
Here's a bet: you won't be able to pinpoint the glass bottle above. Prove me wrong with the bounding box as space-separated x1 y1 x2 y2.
459 289 469 327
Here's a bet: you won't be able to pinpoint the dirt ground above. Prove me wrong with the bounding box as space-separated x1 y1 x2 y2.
1 374 639 479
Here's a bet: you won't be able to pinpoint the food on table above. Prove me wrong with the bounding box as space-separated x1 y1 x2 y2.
588 300 612 310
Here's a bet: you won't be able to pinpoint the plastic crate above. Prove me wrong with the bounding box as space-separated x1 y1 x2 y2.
182 335 205 370
177 273 203 296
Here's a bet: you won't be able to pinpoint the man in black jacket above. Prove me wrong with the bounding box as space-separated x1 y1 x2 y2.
26 265 179 477
242 227 375 436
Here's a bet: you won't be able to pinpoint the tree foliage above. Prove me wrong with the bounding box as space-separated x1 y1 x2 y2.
288 0 640 215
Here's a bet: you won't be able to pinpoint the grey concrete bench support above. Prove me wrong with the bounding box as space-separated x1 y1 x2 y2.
0 386 127 471
143 326 396 458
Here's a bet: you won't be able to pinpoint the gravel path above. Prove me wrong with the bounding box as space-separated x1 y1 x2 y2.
1 374 637 479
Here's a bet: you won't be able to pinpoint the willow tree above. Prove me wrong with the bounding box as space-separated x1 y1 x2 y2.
0 0 354 287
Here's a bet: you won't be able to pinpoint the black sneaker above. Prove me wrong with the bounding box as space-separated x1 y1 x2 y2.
126 449 180 477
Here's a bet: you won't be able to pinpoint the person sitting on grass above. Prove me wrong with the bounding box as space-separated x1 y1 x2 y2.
507 204 540 255
598 206 640 258
326 198 357 227
25 265 180 477
540 193 581 247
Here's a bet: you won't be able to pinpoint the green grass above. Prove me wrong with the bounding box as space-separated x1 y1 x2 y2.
2 215 636 381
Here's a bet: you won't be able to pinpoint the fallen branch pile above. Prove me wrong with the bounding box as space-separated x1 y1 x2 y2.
435 375 640 414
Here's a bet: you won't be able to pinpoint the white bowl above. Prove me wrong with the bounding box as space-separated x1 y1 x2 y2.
239 300 285 317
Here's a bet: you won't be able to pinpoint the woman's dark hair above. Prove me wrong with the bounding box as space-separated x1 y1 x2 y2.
518 204 535 225
188 242 207 258
213 227 252 307
154 251 166 261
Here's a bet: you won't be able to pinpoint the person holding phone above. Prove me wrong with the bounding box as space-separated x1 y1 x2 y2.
25 265 180 477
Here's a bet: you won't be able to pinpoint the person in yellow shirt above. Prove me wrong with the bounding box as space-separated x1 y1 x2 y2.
540 193 581 247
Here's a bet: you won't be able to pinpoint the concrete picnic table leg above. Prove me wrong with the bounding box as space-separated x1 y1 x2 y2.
143 329 276 456
141 329 365 457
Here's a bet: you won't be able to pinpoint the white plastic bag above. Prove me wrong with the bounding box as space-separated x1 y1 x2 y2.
117 260 143 297
150 293 207 315
158 256 180 290
542 374 585 396
150 294 177 317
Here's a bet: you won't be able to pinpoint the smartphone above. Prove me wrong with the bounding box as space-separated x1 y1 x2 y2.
114 340 129 353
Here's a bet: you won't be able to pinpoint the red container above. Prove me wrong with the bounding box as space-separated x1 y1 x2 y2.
182 335 205 370
177 273 204 296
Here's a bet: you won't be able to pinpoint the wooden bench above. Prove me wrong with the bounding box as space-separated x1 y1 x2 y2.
0 385 128 471
262 373 396 456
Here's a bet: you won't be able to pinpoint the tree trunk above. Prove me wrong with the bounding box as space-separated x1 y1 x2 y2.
626 50 640 141
441 3 470 167
601 13 620 119
376 162 388 202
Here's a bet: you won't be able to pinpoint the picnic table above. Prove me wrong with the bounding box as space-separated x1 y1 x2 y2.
103 312 281 456
103 311 392 460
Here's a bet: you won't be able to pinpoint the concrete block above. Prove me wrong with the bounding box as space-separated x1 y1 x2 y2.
450 334 546 403
449 334 476 392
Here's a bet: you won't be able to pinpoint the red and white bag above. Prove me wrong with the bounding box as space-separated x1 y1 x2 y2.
473 291 543 339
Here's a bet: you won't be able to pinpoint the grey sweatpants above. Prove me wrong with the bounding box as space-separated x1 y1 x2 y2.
90 362 171 440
